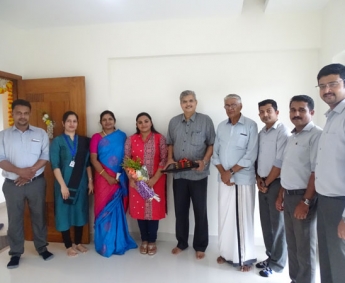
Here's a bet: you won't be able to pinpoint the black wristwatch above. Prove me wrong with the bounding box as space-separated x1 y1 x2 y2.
230 168 235 175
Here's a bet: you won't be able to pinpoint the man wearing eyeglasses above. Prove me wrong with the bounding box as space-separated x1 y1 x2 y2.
315 63 345 283
212 94 258 272
276 95 322 283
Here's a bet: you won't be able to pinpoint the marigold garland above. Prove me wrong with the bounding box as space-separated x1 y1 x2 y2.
0 80 14 126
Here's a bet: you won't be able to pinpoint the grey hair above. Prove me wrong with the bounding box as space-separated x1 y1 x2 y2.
180 90 196 102
224 94 242 103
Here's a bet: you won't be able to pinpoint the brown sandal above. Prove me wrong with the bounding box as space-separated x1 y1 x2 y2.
147 243 157 255
140 241 148 254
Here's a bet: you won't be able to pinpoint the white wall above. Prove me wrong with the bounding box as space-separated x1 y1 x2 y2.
1 7 325 242
317 0 345 126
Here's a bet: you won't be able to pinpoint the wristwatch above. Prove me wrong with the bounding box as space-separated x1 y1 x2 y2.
230 168 235 175
302 198 310 206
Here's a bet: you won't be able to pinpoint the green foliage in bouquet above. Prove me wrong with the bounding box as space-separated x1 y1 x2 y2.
122 156 142 171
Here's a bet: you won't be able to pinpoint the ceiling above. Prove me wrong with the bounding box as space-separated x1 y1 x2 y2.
0 0 330 30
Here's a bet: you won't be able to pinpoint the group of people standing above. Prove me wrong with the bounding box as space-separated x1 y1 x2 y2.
0 63 344 283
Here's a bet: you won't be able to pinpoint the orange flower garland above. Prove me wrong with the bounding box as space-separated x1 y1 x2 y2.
0 80 14 126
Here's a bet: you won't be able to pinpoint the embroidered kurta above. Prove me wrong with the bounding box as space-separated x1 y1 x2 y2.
125 133 167 220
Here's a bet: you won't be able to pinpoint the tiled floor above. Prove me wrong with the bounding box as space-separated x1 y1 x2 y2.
0 205 320 283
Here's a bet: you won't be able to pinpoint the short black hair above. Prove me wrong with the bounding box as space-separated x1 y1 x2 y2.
317 63 345 81
258 99 278 111
12 99 31 110
289 95 314 111
62 111 78 123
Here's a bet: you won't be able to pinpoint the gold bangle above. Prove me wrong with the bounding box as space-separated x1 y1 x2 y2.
99 169 105 175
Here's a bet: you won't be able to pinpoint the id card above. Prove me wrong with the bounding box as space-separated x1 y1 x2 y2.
69 160 75 167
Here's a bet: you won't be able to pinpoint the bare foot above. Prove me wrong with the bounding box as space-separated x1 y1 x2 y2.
240 265 252 272
217 256 226 264
75 244 88 253
171 247 182 255
67 247 78 257
196 251 205 260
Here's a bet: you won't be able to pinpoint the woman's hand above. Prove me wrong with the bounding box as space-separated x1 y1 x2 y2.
129 179 137 189
88 182 94 195
146 177 158 188
61 185 70 200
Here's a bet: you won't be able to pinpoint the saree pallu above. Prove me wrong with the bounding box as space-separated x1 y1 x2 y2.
94 130 128 219
94 176 137 257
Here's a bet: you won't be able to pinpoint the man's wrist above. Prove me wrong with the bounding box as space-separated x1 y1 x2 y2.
230 168 235 175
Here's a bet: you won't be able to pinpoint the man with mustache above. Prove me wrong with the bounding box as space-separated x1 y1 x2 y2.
276 95 322 283
0 99 53 269
315 63 345 283
256 99 290 277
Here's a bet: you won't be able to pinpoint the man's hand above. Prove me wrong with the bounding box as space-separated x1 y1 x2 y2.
220 170 231 185
194 160 205 172
17 168 35 180
338 220 345 240
275 195 284 211
14 177 30 186
164 158 176 170
256 177 268 193
294 201 309 219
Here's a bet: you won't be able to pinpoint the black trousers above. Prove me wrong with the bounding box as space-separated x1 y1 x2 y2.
61 226 83 249
173 177 208 252
137 220 159 243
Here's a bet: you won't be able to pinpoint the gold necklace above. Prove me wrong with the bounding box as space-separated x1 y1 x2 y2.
102 130 107 136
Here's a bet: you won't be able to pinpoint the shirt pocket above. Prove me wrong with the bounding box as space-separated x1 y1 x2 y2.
30 141 42 155
191 131 204 146
236 133 249 149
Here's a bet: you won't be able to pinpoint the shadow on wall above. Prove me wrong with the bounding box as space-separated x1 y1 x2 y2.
333 50 345 65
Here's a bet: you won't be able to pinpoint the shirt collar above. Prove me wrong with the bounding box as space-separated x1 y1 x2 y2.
228 113 244 125
291 121 314 134
261 120 280 133
182 112 197 122
12 124 34 132
325 99 345 117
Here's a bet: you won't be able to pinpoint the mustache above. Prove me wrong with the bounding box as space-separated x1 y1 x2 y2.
292 117 302 120
323 92 335 97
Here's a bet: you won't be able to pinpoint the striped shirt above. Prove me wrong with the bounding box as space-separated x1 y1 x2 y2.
166 112 215 180
0 125 49 180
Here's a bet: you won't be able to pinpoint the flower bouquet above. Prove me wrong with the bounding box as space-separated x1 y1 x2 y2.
42 112 55 139
122 157 160 202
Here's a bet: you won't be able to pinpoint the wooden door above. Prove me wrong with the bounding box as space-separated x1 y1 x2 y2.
19 77 90 243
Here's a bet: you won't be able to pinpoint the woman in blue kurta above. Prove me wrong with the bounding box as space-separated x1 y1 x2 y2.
50 111 93 257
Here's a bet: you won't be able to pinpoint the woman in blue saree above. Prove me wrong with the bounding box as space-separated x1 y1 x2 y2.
90 110 137 257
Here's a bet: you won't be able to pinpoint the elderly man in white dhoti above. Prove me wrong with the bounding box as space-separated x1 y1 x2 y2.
212 94 258 272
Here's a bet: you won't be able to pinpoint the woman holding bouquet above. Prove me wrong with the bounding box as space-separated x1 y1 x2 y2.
90 110 137 257
125 112 167 255
50 111 93 257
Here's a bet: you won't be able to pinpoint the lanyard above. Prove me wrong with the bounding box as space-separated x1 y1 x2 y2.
63 134 78 160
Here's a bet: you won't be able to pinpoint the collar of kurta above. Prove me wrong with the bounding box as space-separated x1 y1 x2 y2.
291 121 315 134
325 98 345 117
262 120 281 133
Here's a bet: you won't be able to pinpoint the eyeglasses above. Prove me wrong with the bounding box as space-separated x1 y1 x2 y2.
224 104 238 109
316 79 344 90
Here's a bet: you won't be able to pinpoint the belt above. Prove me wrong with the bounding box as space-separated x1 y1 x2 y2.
5 173 44 183
284 189 306 195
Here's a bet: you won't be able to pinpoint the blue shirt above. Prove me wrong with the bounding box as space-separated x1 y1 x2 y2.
212 114 258 185
0 125 49 180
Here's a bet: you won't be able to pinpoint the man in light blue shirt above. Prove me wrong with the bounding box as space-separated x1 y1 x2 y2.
276 95 322 283
256 99 290 278
0 99 53 269
315 63 345 283
212 94 258 272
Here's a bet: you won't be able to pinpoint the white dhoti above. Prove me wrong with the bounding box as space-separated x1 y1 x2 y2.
218 182 256 266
